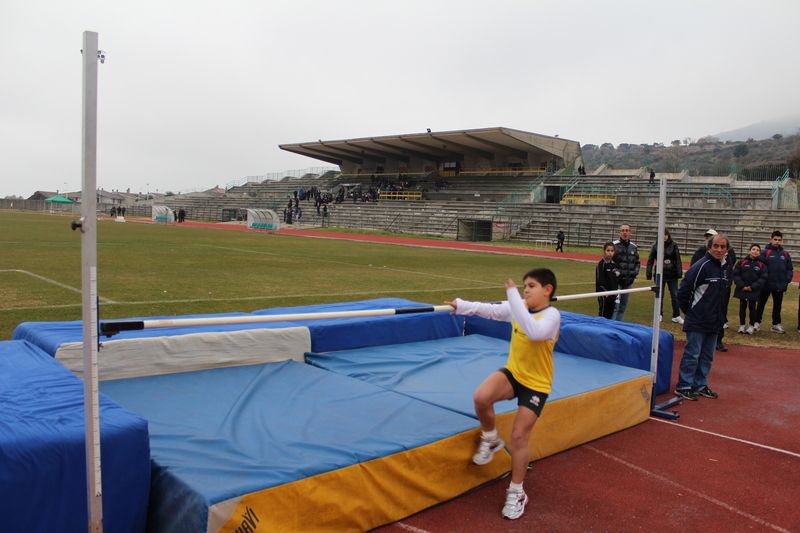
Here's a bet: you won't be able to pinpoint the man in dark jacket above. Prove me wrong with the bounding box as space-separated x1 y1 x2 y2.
674 233 732 401
691 229 736 352
556 229 565 252
646 228 683 324
612 224 640 321
754 230 793 333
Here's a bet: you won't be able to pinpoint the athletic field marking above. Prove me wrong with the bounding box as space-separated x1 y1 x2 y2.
210 245 503 286
395 523 432 533
0 269 116 304
649 417 800 458
211 245 597 289
290 233 601 263
0 286 489 312
586 446 791 533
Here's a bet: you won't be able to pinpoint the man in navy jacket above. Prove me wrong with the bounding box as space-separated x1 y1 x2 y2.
754 230 793 334
674 234 732 401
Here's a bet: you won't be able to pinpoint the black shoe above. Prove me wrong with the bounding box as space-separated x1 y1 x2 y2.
674 389 698 401
716 342 728 352
694 386 719 399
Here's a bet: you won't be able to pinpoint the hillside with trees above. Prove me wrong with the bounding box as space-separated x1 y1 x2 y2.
582 133 800 179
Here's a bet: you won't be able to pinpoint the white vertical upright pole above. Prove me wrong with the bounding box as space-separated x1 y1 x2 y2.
80 30 103 533
650 173 667 389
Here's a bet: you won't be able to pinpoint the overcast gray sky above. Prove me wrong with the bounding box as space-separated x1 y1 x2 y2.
2 0 799 198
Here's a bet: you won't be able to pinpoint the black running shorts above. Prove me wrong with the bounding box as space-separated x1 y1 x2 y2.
498 367 548 417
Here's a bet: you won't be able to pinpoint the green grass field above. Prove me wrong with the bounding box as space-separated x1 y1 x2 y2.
1 211 796 349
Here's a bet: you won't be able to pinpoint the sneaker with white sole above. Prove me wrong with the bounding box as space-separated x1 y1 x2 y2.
671 316 684 324
753 322 760 331
502 489 528 520
746 325 754 335
472 436 504 465
738 325 746 334
772 324 786 334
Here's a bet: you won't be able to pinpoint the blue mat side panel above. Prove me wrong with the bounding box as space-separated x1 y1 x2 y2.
253 298 465 352
465 311 674 395
14 298 465 358
0 340 150 533
12 312 296 357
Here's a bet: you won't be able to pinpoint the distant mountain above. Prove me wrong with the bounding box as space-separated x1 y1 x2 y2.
713 115 800 142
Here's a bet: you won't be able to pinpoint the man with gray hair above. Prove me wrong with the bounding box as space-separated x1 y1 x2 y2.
674 233 732 401
612 224 640 321
691 229 736 352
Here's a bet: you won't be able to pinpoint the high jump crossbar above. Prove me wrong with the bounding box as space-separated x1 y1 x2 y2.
100 286 657 337
550 286 657 302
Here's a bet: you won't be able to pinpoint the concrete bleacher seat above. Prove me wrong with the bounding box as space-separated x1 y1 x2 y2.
145 169 796 255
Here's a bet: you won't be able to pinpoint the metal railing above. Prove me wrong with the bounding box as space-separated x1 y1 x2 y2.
379 191 423 200
225 167 339 190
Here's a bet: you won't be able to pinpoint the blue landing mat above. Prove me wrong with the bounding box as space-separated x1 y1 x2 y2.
306 334 653 418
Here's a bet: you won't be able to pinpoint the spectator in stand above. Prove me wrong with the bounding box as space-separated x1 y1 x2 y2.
611 224 640 321
646 228 684 324
649 169 656 185
596 242 620 319
754 230 793 334
733 244 768 335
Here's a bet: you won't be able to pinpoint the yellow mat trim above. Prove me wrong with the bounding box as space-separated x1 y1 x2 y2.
210 427 510 533
211 376 651 533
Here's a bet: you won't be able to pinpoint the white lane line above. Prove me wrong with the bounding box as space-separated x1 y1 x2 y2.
649 417 800 458
395 522 433 533
1 269 116 304
0 286 488 312
585 446 791 533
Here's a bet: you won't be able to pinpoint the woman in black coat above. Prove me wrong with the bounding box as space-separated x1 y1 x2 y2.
733 244 768 334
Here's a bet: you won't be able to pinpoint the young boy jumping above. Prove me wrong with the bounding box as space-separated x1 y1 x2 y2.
445 267 560 520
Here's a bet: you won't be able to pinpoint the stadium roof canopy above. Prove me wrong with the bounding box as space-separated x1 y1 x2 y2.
279 127 582 173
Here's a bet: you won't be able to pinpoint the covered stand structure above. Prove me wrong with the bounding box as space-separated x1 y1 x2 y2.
245 208 280 233
151 205 175 223
280 127 584 176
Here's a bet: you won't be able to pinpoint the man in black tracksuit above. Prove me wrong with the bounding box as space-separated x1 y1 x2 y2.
674 233 732 401
612 224 640 321
754 230 794 333
691 229 736 352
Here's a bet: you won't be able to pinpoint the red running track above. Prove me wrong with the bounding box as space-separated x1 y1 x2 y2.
373 341 800 533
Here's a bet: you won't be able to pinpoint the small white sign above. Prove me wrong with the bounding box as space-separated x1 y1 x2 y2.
707 199 717 203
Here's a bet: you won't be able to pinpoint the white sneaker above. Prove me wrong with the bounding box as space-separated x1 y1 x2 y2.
746 326 755 335
753 322 760 331
723 323 729 329
737 325 746 334
502 489 528 520
472 436 504 465
671 316 684 324
771 324 786 334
